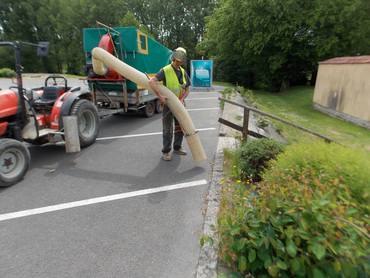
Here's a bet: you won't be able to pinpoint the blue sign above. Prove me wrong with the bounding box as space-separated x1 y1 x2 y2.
190 60 213 87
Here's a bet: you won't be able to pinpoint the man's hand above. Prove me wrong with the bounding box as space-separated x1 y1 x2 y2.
149 77 166 104
179 88 188 105
159 95 167 104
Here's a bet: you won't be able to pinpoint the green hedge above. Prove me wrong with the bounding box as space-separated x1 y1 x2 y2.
0 68 16 78
219 142 369 277
237 138 284 182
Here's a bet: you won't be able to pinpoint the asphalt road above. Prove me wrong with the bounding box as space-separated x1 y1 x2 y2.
0 77 221 278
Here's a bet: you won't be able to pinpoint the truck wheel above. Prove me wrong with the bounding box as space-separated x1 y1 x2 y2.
143 101 155 118
70 99 99 147
0 139 30 187
155 99 163 114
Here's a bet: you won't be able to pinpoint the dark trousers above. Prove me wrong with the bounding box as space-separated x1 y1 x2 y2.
162 105 183 153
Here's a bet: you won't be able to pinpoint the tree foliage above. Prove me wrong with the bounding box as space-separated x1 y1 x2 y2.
0 0 215 74
199 0 370 91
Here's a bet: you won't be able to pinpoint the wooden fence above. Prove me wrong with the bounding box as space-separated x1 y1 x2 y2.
219 98 333 143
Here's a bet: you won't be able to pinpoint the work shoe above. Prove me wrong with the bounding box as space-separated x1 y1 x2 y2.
162 152 172 161
173 148 187 155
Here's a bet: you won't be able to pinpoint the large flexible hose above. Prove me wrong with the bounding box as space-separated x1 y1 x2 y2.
91 47 207 161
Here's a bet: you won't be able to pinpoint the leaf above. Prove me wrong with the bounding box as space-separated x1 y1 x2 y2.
285 226 294 238
248 249 256 263
268 265 279 277
290 258 301 274
333 260 341 272
200 235 213 247
264 257 272 269
286 239 297 257
277 260 288 270
310 242 326 260
313 268 325 278
234 238 247 252
258 248 270 262
238 256 247 272
230 226 241 236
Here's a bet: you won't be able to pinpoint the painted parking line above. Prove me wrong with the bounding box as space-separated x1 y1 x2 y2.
186 97 219 100
186 108 219 111
0 179 208 222
96 127 216 141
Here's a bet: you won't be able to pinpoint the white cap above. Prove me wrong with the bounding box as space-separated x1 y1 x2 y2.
172 47 187 62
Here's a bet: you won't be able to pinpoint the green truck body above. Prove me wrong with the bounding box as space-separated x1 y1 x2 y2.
83 27 172 91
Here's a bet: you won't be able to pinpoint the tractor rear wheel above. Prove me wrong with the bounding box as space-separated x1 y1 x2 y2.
0 139 30 187
70 99 99 147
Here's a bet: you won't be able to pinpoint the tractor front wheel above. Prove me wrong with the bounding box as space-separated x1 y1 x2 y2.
0 139 30 187
70 99 99 148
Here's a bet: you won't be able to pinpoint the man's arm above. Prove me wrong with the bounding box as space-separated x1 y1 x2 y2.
149 71 166 104
179 71 191 102
179 86 190 102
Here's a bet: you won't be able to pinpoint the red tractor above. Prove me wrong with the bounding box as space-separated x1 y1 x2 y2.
0 41 99 186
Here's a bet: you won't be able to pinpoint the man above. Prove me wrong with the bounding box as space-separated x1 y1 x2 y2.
149 47 191 161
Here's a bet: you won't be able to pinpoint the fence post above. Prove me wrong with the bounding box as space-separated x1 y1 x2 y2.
242 108 250 140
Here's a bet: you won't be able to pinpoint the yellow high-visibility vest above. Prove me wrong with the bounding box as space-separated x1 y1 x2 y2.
163 65 186 97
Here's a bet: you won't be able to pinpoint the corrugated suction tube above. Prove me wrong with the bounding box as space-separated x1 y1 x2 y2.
92 47 207 162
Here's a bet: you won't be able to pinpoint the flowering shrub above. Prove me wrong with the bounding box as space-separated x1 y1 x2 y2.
218 142 370 277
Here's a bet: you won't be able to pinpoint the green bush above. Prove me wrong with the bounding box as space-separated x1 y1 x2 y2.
218 142 370 277
264 142 370 206
237 138 283 182
0 68 16 78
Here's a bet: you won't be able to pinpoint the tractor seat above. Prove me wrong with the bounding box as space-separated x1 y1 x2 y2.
33 86 65 109
41 86 64 101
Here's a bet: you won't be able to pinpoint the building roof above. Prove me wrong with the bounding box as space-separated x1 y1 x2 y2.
320 56 370 65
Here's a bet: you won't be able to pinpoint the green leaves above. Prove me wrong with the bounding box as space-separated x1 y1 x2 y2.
309 242 326 260
200 0 370 90
0 0 216 73
312 268 325 278
217 141 369 277
276 260 288 270
286 239 297 257
248 249 256 263
238 256 247 272
199 235 214 247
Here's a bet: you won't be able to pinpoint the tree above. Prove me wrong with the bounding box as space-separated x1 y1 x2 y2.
124 0 216 60
118 11 150 35
0 0 216 74
200 0 370 91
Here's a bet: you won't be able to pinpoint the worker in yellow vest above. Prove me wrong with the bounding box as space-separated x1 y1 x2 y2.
149 47 191 161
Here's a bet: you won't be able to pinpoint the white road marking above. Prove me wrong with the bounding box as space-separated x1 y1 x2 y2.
96 127 216 141
0 179 208 222
186 108 219 111
186 97 219 100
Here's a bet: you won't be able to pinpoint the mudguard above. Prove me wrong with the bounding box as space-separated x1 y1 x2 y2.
59 88 91 129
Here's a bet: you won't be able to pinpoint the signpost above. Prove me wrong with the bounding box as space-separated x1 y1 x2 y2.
190 60 213 88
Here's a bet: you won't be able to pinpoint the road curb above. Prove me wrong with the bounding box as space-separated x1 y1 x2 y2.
195 106 238 278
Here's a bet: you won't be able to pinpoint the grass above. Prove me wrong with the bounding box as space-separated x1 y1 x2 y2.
242 86 370 151
213 81 234 88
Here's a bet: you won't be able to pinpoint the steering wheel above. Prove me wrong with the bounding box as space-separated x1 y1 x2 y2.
45 75 68 90
8 86 33 100
9 85 27 94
